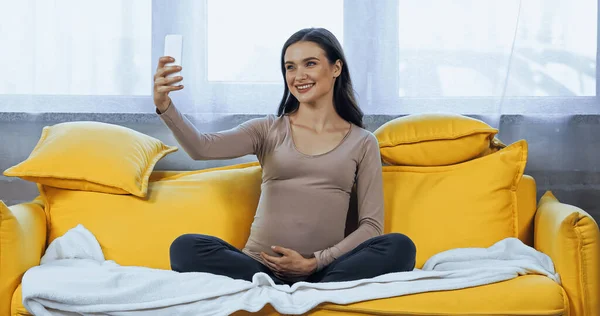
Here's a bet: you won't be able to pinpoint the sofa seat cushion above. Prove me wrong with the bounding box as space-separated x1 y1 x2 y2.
314 275 566 316
12 275 566 316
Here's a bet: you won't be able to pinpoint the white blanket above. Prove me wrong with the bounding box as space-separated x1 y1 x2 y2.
22 225 560 316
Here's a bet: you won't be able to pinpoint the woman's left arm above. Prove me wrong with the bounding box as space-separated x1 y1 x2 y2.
312 133 384 271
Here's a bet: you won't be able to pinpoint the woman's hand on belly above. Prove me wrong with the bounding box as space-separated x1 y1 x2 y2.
260 246 318 277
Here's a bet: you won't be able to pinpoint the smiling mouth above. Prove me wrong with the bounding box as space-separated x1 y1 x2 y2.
296 83 314 93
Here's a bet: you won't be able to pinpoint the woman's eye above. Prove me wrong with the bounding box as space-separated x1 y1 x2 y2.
307 61 316 67
286 65 294 70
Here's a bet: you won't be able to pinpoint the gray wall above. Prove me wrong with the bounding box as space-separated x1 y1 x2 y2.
1 112 599 225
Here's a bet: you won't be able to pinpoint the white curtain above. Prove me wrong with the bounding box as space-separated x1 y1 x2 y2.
0 0 151 96
0 0 596 117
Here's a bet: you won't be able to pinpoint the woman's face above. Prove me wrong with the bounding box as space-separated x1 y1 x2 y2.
284 41 341 105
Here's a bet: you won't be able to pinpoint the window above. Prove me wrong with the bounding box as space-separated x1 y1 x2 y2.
397 0 596 98
0 0 151 96
0 0 597 114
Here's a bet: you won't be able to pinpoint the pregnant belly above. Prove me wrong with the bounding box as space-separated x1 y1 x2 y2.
244 183 350 257
244 208 348 258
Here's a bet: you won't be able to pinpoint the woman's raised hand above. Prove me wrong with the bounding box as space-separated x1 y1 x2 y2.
153 56 184 113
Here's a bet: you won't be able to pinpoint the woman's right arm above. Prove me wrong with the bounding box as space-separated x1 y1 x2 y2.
153 56 270 160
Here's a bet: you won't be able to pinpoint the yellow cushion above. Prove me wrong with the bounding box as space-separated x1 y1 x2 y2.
374 113 498 166
39 163 262 270
0 200 46 316
3 121 177 198
382 139 527 268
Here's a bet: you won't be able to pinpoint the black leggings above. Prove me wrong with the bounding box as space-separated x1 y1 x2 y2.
169 233 416 285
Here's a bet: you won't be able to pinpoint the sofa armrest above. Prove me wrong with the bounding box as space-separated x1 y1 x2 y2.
0 197 47 316
534 191 600 316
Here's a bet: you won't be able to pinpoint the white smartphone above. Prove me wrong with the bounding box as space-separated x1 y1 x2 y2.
164 34 183 86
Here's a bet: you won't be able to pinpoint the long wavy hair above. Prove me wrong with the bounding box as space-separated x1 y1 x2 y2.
276 28 364 128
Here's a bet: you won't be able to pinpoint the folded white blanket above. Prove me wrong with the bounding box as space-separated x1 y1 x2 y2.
22 225 560 316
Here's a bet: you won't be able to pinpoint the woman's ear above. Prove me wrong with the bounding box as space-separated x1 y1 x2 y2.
333 59 343 78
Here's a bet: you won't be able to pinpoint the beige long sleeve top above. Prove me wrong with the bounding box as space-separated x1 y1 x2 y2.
158 102 384 280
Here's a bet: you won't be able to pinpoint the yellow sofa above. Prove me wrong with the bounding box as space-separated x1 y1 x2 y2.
1 114 599 316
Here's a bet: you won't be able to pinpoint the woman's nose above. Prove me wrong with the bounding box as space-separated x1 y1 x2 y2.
295 69 307 80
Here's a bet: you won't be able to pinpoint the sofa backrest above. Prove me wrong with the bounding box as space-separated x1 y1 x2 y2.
41 163 263 270
344 175 536 247
40 161 537 270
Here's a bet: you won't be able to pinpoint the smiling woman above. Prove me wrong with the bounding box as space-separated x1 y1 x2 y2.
156 28 416 285
278 30 364 129
282 42 341 108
